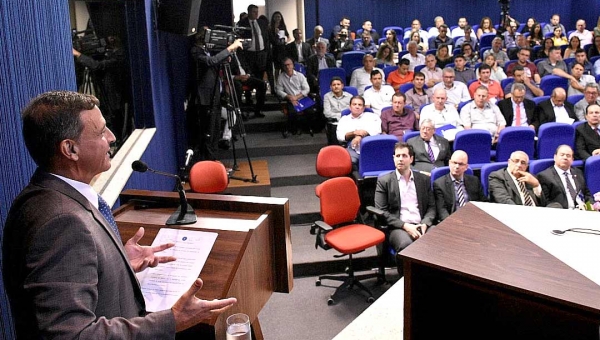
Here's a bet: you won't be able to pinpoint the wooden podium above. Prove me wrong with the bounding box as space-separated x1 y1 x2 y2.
114 189 292 340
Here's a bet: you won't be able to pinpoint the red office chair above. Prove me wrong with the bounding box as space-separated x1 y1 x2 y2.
188 161 229 193
315 145 352 197
314 177 385 305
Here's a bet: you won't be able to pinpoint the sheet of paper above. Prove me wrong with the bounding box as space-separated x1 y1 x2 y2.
136 228 218 312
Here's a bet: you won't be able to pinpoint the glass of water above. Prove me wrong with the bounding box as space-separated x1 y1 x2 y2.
226 313 251 340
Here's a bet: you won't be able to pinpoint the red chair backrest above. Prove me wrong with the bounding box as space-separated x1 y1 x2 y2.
319 177 361 226
316 145 352 178
189 161 229 193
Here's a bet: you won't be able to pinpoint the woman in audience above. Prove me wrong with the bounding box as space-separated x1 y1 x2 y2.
551 27 568 47
588 35 600 59
537 38 554 59
375 44 395 66
563 36 581 59
410 30 428 52
594 16 600 38
528 22 544 47
384 29 403 54
435 44 452 68
461 42 480 68
521 17 536 34
268 12 290 91
476 54 507 81
477 17 496 39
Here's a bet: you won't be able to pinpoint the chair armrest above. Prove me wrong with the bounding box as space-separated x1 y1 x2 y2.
315 220 333 231
314 220 333 250
366 205 384 217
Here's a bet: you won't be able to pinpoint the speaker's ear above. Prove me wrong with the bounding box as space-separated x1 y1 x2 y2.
157 0 202 36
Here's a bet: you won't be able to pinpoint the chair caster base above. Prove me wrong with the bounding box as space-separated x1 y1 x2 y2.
327 297 335 305
315 279 321 286
367 296 375 303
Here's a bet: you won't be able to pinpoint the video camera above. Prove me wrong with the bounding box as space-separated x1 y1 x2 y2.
202 25 252 53
72 29 106 58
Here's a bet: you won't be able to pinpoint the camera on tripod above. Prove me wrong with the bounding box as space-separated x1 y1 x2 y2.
72 29 106 58
202 25 252 53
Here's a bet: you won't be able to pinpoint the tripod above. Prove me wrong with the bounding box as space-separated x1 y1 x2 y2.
221 56 258 183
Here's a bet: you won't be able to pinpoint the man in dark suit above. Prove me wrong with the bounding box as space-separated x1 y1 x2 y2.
306 25 329 52
407 118 451 173
375 142 436 276
537 145 592 209
532 87 578 131
488 150 546 206
286 28 313 65
2 91 236 338
575 103 600 160
497 82 536 128
306 41 336 91
237 4 270 82
433 150 487 222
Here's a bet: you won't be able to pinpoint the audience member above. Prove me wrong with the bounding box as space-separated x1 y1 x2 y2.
428 16 446 38
457 26 479 51
238 4 269 86
563 36 581 59
537 145 592 209
570 49 594 76
330 27 354 61
404 19 429 41
380 92 419 139
570 19 593 46
574 83 600 121
521 17 536 34
574 103 600 160
477 16 496 39
374 142 436 276
407 119 451 172
286 28 313 65
532 88 577 131
364 70 395 115
543 14 566 36
483 37 509 67
488 151 545 206
375 44 395 67
461 43 480 68
350 54 383 95
537 38 554 59
336 95 382 167
453 54 476 85
478 53 507 81
359 20 380 42
509 35 530 60
588 35 600 60
402 41 426 71
420 88 463 129
2 91 237 339
387 59 414 91
502 22 521 49
537 46 568 78
323 76 352 123
383 29 403 53
432 68 471 106
506 48 541 84
460 86 506 142
497 83 536 128
330 16 351 41
354 31 378 53
276 58 315 136
307 25 329 52
405 72 432 116
422 54 443 88
410 30 428 52
434 150 487 222
435 44 453 68
268 11 290 88
504 65 543 99
468 64 504 103
551 27 568 47
528 22 544 48
432 25 452 50
231 53 267 119
567 62 596 96
452 17 476 39
305 41 335 91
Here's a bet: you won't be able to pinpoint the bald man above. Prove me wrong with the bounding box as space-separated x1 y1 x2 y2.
488 150 546 206
532 87 578 131
433 150 487 221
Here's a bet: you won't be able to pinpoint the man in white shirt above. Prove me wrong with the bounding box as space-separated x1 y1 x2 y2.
323 76 352 144
420 88 463 131
428 16 446 38
336 95 382 167
569 20 593 46
460 86 506 143
432 68 471 107
451 17 477 39
364 70 395 116
402 41 426 72
350 54 383 95
404 19 429 41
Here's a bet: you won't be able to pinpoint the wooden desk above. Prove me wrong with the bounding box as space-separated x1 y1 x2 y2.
400 203 600 339
115 190 292 340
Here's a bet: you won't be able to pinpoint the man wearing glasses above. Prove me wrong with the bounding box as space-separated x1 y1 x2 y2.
488 151 546 206
574 83 600 121
433 150 487 222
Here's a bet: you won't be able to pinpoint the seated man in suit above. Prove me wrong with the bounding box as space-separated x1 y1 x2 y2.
375 142 436 276
488 150 546 206
306 25 329 52
407 118 451 173
286 28 313 65
532 88 578 132
434 151 487 222
497 83 536 128
574 83 600 121
336 95 382 167
575 103 600 160
329 28 354 61
306 41 335 92
537 145 592 209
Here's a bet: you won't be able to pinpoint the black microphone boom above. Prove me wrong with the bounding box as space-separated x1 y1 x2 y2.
131 160 197 225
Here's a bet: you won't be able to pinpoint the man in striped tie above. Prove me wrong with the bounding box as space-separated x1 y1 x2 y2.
433 150 487 222
488 150 546 206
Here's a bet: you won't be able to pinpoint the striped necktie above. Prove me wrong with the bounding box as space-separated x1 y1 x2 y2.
426 141 435 163
454 180 467 208
517 181 534 206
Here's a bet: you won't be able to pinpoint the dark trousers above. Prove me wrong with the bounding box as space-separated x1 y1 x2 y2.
234 77 266 115
241 50 268 81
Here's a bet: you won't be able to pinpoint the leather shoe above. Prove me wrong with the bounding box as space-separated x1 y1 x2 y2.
254 112 266 118
282 130 289 138
218 139 231 150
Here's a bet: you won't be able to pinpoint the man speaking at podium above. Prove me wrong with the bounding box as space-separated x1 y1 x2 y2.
2 91 236 339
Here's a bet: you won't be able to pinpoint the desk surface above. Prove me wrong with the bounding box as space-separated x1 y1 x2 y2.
401 202 600 314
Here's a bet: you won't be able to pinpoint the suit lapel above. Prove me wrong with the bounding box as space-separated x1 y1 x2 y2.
444 175 456 212
502 169 522 204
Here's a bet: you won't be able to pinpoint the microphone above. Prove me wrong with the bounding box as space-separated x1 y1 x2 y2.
185 149 194 167
131 160 197 225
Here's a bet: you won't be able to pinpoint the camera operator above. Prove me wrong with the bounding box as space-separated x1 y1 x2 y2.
73 35 129 145
188 29 244 162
